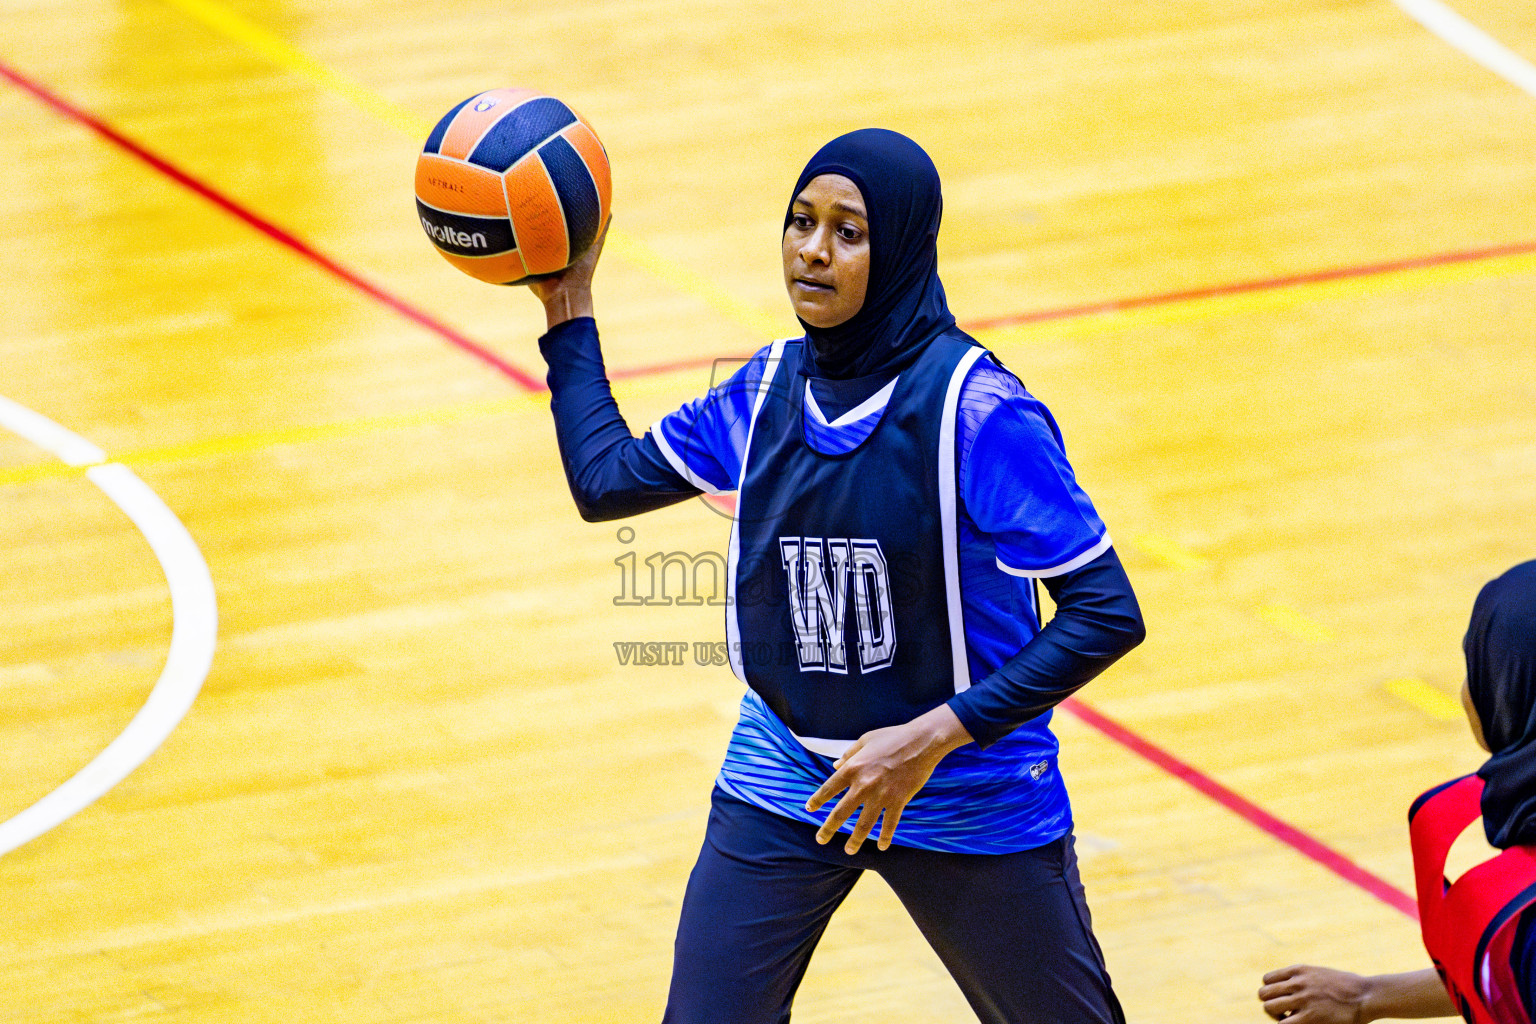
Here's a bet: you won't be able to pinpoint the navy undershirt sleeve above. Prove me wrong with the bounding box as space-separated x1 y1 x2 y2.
947 547 1145 749
538 317 700 522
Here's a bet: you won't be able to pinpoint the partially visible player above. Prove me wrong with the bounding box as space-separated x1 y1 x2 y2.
1259 561 1536 1024
526 129 1146 1023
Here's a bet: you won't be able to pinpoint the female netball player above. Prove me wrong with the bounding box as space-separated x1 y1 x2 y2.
1258 561 1536 1023
526 128 1146 1024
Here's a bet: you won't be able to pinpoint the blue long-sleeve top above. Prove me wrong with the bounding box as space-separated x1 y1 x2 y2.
539 317 1144 752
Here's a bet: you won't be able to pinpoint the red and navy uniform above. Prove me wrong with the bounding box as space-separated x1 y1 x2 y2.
1411 774 1536 1024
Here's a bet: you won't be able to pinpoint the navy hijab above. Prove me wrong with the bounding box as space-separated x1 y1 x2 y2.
784 129 958 381
1467 561 1536 847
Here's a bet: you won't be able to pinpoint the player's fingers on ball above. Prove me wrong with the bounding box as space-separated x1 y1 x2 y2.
588 220 610 257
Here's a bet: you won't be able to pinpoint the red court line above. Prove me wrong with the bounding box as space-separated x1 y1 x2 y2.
610 238 1536 380
0 61 545 393
965 239 1536 331
12 57 1530 395
701 497 1414 915
1061 697 1419 918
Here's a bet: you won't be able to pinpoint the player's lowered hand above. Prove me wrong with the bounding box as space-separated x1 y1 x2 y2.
805 704 972 855
1258 965 1370 1023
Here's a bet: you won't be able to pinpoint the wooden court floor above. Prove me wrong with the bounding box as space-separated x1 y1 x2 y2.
2 1 1535 1021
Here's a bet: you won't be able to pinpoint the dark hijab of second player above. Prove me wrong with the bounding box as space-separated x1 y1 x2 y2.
785 129 959 381
1467 560 1536 847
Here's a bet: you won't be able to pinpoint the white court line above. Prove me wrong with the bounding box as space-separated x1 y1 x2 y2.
1392 0 1536 100
0 396 217 855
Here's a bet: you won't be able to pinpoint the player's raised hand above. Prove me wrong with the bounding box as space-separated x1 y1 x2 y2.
806 704 972 854
527 217 610 328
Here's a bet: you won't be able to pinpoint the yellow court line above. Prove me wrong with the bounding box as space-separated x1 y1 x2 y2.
1131 533 1210 570
161 0 425 138
157 0 784 340
0 366 721 489
600 231 785 338
0 460 87 487
0 394 543 487
14 238 1519 488
1385 676 1464 723
974 250 1536 347
1258 602 1337 643
156 0 1536 353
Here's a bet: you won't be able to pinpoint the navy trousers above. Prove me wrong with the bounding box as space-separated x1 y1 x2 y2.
663 787 1125 1024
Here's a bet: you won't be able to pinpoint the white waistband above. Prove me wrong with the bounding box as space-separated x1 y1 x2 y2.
791 732 855 759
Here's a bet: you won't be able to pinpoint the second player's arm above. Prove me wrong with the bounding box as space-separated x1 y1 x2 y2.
1258 965 1457 1022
